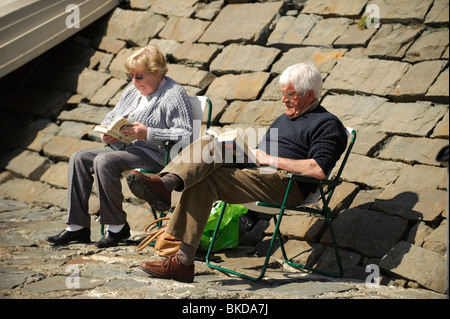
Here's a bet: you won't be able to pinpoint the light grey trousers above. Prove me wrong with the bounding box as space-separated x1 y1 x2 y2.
163 135 304 248
66 146 162 228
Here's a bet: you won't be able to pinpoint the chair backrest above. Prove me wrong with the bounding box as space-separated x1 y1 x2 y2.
188 96 212 141
334 127 356 180
301 127 356 206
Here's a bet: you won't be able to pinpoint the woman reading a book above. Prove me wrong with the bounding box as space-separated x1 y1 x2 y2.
46 45 193 248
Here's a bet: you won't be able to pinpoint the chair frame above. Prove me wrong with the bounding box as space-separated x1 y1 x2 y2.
100 96 212 236
143 96 212 221
205 128 356 281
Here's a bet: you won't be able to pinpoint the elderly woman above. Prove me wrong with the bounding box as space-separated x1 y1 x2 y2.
46 45 193 248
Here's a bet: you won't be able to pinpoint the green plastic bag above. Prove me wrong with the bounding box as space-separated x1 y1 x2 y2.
198 201 248 252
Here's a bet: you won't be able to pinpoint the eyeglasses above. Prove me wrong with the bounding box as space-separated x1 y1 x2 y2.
126 73 145 81
281 91 298 101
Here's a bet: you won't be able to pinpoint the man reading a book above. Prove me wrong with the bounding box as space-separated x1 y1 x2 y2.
46 45 193 248
127 63 348 282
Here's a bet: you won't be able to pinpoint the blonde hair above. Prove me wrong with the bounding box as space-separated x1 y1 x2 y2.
124 45 168 78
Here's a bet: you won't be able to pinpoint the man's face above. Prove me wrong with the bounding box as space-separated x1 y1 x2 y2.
281 83 315 119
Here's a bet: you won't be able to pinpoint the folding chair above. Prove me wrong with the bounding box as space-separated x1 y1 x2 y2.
140 95 212 219
206 127 356 281
100 96 212 236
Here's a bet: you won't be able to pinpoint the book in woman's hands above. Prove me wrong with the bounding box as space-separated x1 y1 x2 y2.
206 129 260 167
94 117 136 144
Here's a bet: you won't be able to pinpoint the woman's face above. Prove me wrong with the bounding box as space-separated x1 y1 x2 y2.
127 70 162 96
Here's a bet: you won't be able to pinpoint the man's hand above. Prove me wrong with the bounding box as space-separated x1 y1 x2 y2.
254 148 326 180
253 148 273 167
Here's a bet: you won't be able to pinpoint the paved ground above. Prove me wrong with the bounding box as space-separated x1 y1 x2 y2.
0 199 446 304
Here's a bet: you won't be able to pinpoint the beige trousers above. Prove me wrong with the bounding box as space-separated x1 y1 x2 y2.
163 135 304 248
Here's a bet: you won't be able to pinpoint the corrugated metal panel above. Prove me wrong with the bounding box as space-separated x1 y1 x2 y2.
0 0 120 78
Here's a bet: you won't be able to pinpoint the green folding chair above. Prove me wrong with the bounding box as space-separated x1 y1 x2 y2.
100 96 212 237
206 127 356 281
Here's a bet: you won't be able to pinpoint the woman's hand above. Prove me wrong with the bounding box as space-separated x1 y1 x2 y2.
102 134 119 144
120 121 148 140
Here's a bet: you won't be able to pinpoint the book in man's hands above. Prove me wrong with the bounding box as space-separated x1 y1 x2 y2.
94 117 136 144
206 129 260 167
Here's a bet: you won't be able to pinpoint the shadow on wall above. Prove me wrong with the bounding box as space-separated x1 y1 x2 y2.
0 14 113 153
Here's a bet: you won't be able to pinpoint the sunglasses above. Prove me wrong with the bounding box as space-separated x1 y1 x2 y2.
126 73 145 81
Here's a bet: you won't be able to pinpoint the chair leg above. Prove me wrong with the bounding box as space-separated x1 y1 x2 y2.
151 207 165 227
206 207 343 279
207 180 294 281
278 210 343 278
151 207 158 221
206 203 288 282
136 207 165 248
325 212 344 277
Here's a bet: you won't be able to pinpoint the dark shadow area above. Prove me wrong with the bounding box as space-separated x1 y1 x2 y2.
0 13 120 169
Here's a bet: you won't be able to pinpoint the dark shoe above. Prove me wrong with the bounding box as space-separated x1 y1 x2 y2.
126 170 171 211
95 222 130 248
140 255 194 283
46 228 91 245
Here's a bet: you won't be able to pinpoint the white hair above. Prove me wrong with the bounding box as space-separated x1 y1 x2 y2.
279 63 323 99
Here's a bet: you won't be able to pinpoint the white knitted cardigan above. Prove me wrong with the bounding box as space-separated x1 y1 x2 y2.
101 76 193 166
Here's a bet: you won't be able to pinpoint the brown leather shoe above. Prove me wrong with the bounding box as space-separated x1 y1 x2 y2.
126 170 171 211
140 255 194 283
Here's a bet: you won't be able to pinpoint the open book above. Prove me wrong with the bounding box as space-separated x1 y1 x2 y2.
206 129 260 167
94 117 136 144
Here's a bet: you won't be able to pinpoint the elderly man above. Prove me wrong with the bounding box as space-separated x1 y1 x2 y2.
127 63 348 282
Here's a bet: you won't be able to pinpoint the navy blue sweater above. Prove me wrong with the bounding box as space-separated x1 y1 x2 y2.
258 105 348 196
